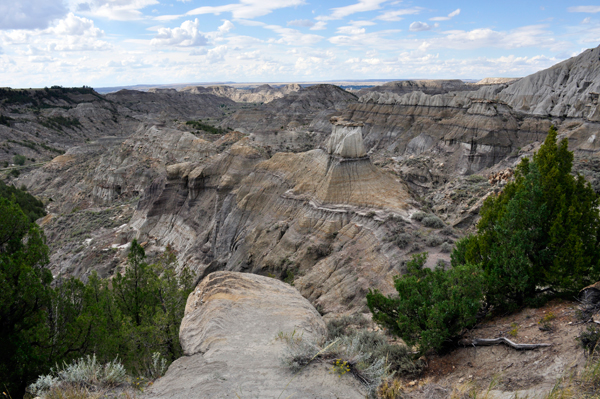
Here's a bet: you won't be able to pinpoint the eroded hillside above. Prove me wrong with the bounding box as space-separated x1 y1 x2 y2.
3 45 600 322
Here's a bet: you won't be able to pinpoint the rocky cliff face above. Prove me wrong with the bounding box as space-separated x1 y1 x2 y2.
497 46 600 120
220 84 358 153
346 47 600 179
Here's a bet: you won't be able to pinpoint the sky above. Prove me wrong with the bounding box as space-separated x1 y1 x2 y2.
0 0 599 88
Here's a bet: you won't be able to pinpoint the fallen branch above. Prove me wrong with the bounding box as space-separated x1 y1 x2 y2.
458 337 551 350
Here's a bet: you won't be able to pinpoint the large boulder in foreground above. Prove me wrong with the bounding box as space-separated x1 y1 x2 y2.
146 271 366 398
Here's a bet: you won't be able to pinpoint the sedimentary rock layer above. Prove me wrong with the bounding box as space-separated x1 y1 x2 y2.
146 271 366 398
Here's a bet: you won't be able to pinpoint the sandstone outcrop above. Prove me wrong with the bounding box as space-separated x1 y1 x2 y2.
327 117 366 158
146 271 366 399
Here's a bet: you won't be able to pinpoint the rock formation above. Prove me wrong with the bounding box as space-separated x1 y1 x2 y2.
146 271 366 399
356 79 475 97
13 44 600 317
181 83 302 104
326 117 366 158
474 77 520 85
497 46 600 119
105 89 236 120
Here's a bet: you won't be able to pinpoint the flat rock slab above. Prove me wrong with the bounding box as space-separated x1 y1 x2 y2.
146 271 366 398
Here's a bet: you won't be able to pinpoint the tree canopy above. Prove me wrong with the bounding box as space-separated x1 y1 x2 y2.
453 126 600 310
0 190 194 397
368 126 600 353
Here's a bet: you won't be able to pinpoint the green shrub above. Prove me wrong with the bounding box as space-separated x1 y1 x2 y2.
579 325 600 355
13 153 26 165
185 120 225 134
326 314 369 339
440 242 453 253
367 253 484 355
410 212 427 222
0 114 13 126
422 215 444 229
281 329 395 396
393 233 411 249
28 355 128 397
0 180 46 222
426 235 444 247
452 126 600 311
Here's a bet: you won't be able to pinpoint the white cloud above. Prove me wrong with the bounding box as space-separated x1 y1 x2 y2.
582 17 591 24
430 8 460 22
187 0 306 20
287 19 315 27
51 13 103 37
323 0 388 20
426 25 567 51
206 45 228 62
329 29 402 51
1 31 32 45
0 0 67 30
29 55 56 63
151 19 208 47
310 21 327 30
236 50 261 60
375 7 422 22
48 37 111 51
218 20 235 34
568 6 600 13
77 0 159 21
410 21 432 32
264 25 324 46
337 26 366 35
189 48 207 56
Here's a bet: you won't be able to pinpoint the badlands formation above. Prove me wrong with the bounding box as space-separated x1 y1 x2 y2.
2 44 600 397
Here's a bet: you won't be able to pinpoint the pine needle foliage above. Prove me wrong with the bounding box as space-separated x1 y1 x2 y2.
367 253 484 355
453 126 600 311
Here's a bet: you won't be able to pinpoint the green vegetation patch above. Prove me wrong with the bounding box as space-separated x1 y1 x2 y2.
7 139 65 154
0 86 98 108
0 180 45 222
368 126 600 358
0 200 193 398
40 115 82 131
185 120 226 134
0 114 13 126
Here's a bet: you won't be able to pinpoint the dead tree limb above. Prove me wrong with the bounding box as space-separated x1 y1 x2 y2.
458 337 551 350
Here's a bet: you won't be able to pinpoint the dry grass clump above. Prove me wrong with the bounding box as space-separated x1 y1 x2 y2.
27 353 166 398
280 315 422 398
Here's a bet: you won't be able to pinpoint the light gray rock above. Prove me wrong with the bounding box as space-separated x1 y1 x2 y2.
326 122 366 158
498 45 600 119
146 271 366 399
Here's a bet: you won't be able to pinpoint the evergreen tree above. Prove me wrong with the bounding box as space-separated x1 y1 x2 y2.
0 198 51 395
367 254 484 354
454 126 600 310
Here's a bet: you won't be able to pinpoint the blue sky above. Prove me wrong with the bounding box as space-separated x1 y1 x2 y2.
0 0 599 88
